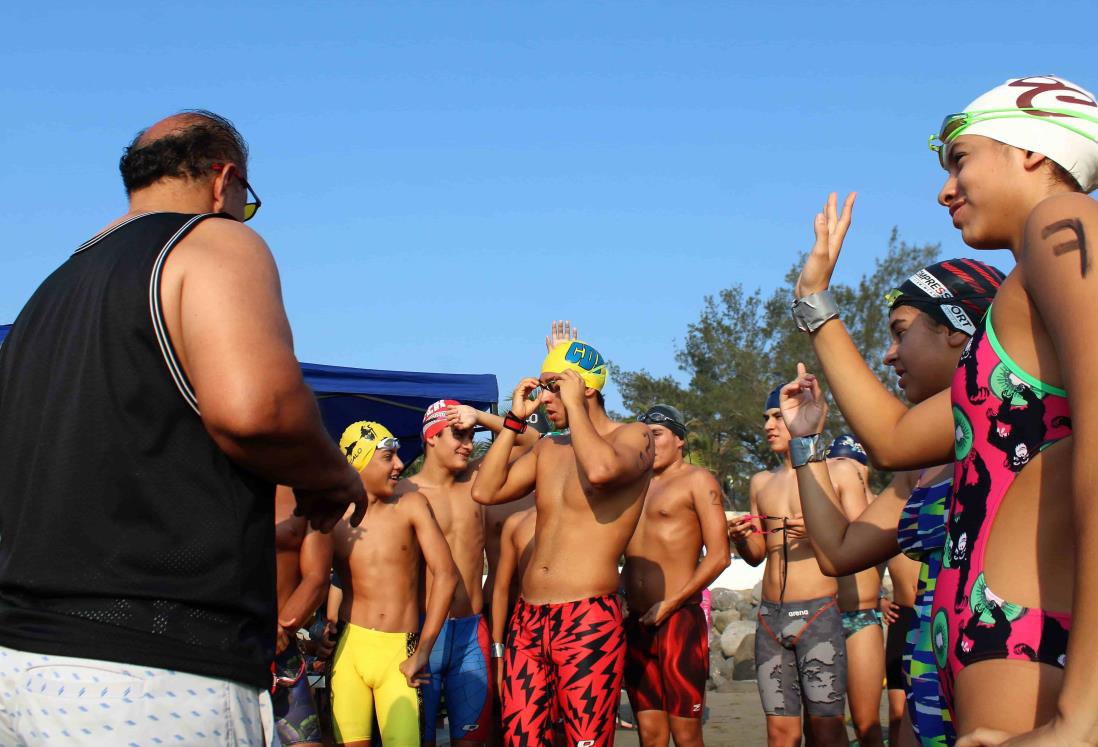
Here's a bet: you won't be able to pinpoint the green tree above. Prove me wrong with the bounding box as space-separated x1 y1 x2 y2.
615 229 938 506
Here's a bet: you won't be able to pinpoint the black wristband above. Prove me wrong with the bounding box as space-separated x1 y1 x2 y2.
502 411 528 434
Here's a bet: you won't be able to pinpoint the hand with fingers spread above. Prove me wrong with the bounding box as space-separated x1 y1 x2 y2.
445 403 479 432
545 319 580 353
780 362 829 438
795 192 857 299
509 378 544 420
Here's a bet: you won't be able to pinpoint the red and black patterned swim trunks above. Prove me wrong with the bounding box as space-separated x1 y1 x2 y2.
624 602 708 719
501 594 625 747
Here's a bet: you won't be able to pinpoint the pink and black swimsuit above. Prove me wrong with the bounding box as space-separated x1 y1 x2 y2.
932 307 1072 714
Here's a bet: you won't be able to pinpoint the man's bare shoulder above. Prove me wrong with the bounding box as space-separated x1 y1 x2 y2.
825 458 864 488
175 215 274 263
685 465 722 495
608 421 651 443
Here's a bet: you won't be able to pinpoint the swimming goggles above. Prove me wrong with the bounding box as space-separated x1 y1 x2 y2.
637 411 686 430
929 107 1098 169
375 436 400 451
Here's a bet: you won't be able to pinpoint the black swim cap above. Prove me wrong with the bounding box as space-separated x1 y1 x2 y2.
885 259 1005 336
764 387 781 412
639 404 687 438
826 433 868 465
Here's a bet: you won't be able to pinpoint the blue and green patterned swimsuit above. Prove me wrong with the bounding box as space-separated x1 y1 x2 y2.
895 473 954 746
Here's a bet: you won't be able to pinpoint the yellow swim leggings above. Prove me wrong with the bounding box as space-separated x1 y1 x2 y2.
330 623 422 746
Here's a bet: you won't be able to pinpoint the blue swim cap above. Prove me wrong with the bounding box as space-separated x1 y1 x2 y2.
764 387 781 412
826 434 868 465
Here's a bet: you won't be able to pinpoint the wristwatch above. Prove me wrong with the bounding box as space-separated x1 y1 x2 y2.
490 642 505 658
790 434 826 468
791 290 839 333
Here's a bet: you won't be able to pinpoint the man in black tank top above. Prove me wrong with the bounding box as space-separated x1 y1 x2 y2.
0 111 365 745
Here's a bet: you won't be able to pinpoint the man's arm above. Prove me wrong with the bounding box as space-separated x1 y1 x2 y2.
164 219 364 526
794 193 953 470
408 494 459 663
490 512 522 647
557 372 653 488
642 471 731 626
446 405 539 471
276 487 335 635
729 474 767 566
471 379 542 505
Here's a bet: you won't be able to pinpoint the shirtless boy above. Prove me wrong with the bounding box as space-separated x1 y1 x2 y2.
472 339 654 747
273 485 335 747
622 404 731 747
489 505 537 690
397 400 538 746
330 421 459 747
825 435 885 747
728 389 855 747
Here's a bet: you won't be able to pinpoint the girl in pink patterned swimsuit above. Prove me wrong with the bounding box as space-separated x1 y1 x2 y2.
787 75 1098 745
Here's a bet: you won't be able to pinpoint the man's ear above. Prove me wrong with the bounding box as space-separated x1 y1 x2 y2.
210 165 233 213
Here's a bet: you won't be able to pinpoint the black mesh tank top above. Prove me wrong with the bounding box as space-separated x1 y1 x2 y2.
0 212 275 688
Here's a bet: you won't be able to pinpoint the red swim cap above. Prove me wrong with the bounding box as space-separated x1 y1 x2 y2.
423 399 461 441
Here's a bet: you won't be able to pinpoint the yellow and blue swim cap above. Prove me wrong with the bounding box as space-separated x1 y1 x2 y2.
541 340 608 392
339 420 398 471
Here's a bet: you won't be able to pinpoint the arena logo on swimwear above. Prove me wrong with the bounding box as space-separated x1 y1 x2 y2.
1010 76 1098 118
909 270 952 299
563 342 606 374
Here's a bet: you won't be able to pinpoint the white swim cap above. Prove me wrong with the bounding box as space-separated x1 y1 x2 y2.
932 75 1098 192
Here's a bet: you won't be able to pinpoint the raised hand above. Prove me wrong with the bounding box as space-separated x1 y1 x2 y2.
445 404 479 432
779 362 829 438
509 378 544 420
545 319 580 353
795 192 857 298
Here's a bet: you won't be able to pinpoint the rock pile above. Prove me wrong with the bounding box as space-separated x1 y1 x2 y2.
706 583 762 692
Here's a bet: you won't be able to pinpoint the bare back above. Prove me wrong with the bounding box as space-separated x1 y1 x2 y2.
332 494 423 633
754 468 838 603
523 429 651 604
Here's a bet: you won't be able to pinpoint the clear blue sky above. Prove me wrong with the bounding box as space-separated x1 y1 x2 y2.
3 1 1095 413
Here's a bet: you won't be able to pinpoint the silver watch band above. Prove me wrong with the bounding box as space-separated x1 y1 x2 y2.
791 290 839 333
490 642 505 658
790 434 826 468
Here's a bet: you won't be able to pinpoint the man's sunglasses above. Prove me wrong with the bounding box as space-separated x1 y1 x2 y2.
928 107 1098 169
211 163 262 221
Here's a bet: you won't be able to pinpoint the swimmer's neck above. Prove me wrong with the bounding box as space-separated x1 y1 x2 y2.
652 454 687 480
777 451 793 472
415 457 462 488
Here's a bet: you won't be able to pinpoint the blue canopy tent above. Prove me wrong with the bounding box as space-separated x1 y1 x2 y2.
0 323 498 464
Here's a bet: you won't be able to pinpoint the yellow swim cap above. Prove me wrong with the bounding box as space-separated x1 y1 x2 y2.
541 340 608 391
339 421 398 471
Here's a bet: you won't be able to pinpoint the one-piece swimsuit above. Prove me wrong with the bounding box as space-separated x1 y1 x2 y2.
896 472 954 745
932 307 1072 715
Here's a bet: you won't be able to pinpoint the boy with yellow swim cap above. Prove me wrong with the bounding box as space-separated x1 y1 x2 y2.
472 339 654 747
329 421 459 746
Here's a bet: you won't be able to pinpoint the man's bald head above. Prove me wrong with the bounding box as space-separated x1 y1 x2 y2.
119 110 248 196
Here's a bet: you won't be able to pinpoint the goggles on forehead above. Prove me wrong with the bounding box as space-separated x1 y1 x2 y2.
928 107 1098 169
375 437 400 452
638 411 685 429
